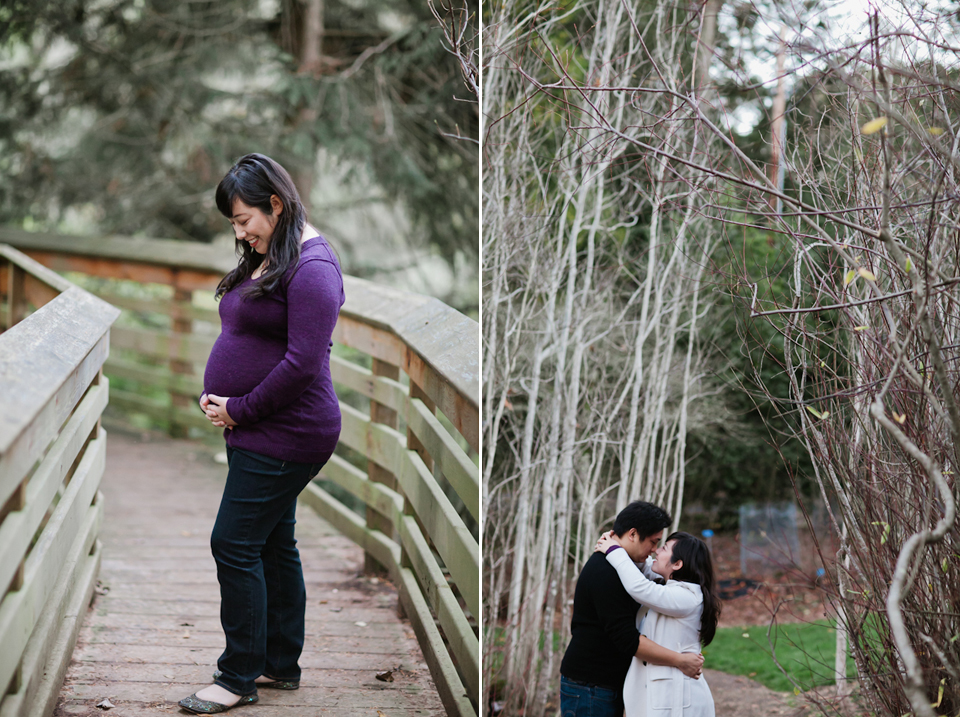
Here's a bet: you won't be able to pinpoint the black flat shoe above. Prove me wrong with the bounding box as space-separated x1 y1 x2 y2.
212 670 300 691
178 692 258 714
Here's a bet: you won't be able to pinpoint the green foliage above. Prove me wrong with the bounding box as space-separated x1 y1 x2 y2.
706 620 856 693
0 0 477 262
684 222 814 527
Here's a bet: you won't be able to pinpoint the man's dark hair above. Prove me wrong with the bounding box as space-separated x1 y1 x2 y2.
612 500 672 539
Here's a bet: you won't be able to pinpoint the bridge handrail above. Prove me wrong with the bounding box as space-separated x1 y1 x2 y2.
0 228 479 717
0 227 478 447
0 244 119 717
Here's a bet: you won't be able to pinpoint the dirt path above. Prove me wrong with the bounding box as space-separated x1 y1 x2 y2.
705 669 811 717
704 529 837 716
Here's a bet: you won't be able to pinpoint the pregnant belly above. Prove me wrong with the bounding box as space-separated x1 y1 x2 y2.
203 334 284 397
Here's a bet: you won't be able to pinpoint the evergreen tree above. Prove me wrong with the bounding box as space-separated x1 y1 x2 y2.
0 0 477 263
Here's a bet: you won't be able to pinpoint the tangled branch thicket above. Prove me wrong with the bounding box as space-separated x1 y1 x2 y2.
741 9 960 716
482 0 725 713
484 0 960 714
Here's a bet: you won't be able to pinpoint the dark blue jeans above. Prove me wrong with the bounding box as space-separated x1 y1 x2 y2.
211 446 331 696
559 675 621 717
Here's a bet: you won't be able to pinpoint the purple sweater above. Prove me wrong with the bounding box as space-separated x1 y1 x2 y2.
203 236 344 463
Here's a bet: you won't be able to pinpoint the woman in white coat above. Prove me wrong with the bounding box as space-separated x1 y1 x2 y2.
595 531 720 717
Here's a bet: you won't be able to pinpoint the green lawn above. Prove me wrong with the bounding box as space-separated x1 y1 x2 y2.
486 620 859 695
704 620 856 692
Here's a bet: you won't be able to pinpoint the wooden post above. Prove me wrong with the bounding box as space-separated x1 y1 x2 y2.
5 662 22 696
169 275 194 438
93 367 104 440
0 479 27 528
0 477 25 688
10 561 24 593
365 358 400 574
407 381 436 471
1 479 27 593
5 262 26 330
64 370 103 492
401 381 436 571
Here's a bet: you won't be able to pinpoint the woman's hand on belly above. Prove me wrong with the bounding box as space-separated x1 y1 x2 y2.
204 393 238 429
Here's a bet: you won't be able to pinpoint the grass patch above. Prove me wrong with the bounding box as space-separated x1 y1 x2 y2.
705 620 855 692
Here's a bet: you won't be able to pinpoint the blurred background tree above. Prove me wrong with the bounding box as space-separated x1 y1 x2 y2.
0 0 478 311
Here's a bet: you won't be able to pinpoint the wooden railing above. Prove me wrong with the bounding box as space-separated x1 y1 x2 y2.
0 228 480 717
0 228 238 437
0 244 119 717
305 280 480 717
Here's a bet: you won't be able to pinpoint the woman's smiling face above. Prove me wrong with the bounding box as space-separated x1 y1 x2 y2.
651 539 682 580
229 197 281 254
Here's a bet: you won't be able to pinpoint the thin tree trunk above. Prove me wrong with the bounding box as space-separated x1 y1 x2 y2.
301 0 324 71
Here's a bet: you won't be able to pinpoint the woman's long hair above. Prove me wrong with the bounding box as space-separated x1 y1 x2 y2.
664 531 721 646
214 153 306 299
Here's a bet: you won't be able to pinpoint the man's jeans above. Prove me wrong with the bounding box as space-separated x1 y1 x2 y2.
560 675 621 717
211 446 331 696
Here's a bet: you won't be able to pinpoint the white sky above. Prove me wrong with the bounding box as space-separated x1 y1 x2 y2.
719 0 957 133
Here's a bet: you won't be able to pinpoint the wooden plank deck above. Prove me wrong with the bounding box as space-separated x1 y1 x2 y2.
54 431 445 717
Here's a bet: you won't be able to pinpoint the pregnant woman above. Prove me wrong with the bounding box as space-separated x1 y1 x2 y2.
178 153 345 714
596 531 720 717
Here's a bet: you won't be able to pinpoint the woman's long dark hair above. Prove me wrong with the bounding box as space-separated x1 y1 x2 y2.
214 153 306 299
664 531 721 647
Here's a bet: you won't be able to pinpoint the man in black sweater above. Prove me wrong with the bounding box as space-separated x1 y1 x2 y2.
559 501 704 717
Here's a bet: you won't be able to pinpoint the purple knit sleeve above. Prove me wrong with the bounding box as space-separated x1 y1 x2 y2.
227 258 343 425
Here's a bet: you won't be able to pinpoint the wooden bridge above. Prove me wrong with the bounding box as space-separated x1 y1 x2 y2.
0 231 479 717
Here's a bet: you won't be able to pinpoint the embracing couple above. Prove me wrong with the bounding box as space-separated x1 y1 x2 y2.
559 501 720 717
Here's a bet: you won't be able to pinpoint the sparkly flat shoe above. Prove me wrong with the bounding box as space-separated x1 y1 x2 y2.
178 691 258 714
213 670 300 690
